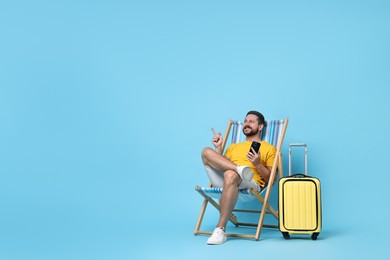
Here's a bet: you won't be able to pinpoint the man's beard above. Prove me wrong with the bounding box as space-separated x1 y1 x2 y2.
243 127 259 137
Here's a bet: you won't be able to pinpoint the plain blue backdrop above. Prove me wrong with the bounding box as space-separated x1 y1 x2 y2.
1 0 389 259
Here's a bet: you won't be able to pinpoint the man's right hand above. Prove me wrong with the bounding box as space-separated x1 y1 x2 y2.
211 128 223 149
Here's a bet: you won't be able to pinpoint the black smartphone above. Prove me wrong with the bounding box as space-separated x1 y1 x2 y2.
250 141 261 153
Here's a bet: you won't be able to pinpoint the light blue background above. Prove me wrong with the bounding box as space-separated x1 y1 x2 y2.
1 0 389 259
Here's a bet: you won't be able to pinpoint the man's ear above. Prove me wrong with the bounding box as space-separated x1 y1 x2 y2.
258 124 264 132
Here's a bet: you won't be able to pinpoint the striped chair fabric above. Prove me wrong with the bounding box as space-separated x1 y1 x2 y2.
196 186 256 202
232 119 286 147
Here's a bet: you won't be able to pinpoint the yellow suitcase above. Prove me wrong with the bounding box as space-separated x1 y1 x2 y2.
278 144 322 240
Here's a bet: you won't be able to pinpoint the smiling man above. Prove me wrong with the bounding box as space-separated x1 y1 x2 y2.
201 111 277 245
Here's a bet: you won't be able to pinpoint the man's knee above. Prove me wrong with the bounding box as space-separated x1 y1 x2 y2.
201 147 214 157
201 147 214 163
224 170 241 186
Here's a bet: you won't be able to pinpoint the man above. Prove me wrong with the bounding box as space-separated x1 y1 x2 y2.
201 111 277 245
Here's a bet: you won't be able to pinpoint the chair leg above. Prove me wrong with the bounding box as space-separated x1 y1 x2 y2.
194 197 208 235
278 153 284 179
255 185 273 240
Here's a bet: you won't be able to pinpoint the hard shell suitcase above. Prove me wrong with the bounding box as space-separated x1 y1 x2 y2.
278 143 322 240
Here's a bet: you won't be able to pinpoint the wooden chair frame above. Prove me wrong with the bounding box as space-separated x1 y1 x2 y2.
194 118 288 240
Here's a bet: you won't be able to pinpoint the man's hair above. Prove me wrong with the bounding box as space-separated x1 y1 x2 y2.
246 110 265 125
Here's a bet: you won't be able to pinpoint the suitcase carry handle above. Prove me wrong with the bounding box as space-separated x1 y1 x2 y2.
288 143 308 176
290 173 307 178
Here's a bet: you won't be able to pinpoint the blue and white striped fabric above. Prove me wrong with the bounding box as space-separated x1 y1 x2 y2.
231 121 243 143
199 119 286 200
231 119 285 147
260 119 285 147
196 186 257 202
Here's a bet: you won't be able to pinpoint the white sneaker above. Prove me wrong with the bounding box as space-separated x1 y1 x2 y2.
207 227 227 245
236 165 254 181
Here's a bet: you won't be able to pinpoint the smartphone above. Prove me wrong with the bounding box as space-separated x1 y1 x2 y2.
250 141 261 153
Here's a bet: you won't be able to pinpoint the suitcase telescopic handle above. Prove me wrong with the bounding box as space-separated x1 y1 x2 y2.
288 143 308 176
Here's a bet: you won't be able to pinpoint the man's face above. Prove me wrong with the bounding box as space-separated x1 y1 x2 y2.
243 114 262 137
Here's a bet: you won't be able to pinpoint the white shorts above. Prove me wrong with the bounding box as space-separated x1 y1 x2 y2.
204 166 263 192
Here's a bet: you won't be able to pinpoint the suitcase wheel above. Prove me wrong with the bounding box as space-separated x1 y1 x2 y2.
282 232 290 240
311 232 319 240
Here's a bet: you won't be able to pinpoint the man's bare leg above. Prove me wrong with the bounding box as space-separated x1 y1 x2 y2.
202 147 254 182
201 147 237 171
217 170 241 229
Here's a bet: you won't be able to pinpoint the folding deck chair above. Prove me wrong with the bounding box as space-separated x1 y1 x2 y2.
194 118 288 240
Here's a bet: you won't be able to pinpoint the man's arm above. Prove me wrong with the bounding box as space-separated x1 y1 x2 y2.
247 147 272 183
255 164 272 183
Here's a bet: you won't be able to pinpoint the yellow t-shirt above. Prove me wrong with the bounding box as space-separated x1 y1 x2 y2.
224 141 276 187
